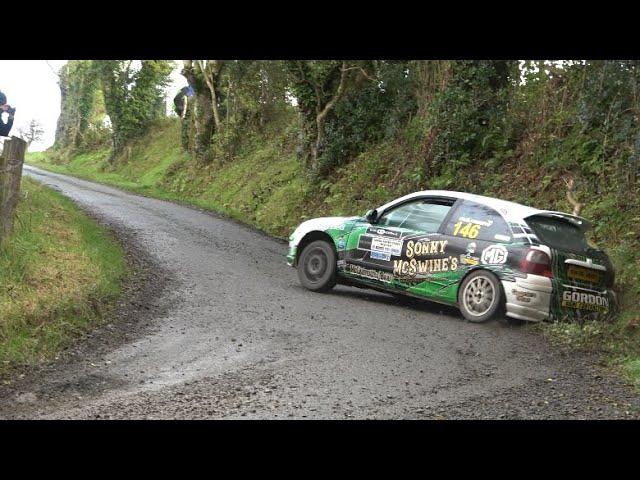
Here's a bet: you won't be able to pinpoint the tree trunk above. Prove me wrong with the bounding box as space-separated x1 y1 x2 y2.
53 66 70 149
194 88 214 162
196 60 223 132
309 61 349 174
183 61 215 162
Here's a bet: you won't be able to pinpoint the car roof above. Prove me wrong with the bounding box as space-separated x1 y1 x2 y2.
376 190 591 229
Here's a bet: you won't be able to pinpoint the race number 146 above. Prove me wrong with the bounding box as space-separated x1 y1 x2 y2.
453 222 480 239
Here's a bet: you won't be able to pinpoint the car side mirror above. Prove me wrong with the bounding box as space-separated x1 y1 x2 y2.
365 209 378 224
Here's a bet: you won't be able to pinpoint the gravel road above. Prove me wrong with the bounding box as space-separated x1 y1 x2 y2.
1 165 638 419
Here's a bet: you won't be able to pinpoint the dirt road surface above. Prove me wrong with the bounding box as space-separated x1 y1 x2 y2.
1 165 638 419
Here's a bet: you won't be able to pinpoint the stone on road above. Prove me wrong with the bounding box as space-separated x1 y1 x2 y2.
1 165 638 419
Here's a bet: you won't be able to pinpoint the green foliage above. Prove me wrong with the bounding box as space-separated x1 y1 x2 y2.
623 358 640 391
54 60 174 158
320 61 418 173
54 60 104 150
425 61 519 178
177 60 294 163
285 60 344 120
284 60 346 170
96 60 174 158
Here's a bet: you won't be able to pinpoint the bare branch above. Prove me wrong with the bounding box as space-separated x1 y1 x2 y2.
317 61 349 123
45 60 61 78
563 176 583 216
201 60 223 130
342 65 377 82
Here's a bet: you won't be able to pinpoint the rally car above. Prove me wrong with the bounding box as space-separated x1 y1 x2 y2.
287 190 617 323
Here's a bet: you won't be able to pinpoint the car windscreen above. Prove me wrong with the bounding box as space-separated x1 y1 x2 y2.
525 216 591 254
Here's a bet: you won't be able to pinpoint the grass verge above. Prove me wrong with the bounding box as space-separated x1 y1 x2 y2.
0 177 126 380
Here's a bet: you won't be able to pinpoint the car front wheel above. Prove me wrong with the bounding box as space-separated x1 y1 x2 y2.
297 240 337 292
458 270 504 323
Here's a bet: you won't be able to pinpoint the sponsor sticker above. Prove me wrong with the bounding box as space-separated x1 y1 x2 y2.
405 239 448 258
346 264 394 283
561 290 609 313
367 227 401 238
459 216 493 227
371 236 403 256
481 245 508 265
460 243 480 266
393 256 459 277
512 289 537 303
370 251 391 261
337 237 346 250
460 255 480 266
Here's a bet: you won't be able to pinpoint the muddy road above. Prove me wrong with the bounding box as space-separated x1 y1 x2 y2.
1 165 638 419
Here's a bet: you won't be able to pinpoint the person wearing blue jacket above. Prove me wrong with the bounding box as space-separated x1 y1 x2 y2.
173 85 194 119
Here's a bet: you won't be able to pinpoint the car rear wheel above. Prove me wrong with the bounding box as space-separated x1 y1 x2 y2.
458 270 503 323
297 240 337 292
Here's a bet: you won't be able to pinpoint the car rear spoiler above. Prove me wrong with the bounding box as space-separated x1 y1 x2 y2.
524 211 592 231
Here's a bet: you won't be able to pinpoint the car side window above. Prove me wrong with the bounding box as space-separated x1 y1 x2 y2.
444 201 512 242
377 200 452 233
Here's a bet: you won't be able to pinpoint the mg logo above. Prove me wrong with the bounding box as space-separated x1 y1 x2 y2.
481 245 508 265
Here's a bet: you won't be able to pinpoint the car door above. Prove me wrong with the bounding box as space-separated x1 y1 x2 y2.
343 197 457 299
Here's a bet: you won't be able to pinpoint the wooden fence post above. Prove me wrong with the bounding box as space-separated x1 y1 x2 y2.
0 136 27 244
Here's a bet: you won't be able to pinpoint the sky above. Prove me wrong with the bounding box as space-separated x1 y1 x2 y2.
0 60 187 152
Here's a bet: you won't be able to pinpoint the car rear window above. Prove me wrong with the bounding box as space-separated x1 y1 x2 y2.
525 216 591 253
443 200 512 242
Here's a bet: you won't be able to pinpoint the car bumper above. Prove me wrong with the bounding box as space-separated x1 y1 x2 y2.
286 243 297 267
502 275 617 322
502 275 553 322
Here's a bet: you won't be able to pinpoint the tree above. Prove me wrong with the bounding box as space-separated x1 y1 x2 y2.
96 60 173 160
285 60 373 175
423 60 520 176
320 61 418 172
178 61 292 163
53 60 101 150
181 60 225 162
18 119 45 147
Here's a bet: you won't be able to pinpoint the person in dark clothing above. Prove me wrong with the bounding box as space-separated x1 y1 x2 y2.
0 91 16 137
173 85 194 119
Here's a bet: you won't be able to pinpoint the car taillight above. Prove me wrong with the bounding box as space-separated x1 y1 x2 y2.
520 249 553 278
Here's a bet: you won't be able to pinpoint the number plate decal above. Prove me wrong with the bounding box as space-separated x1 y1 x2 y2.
567 265 600 283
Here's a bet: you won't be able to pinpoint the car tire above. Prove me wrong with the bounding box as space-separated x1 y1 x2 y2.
297 240 337 292
458 270 504 323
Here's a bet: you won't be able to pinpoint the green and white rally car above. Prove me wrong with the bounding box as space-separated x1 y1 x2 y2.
287 190 617 323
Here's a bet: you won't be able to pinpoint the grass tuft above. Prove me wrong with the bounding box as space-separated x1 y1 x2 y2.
0 177 126 379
